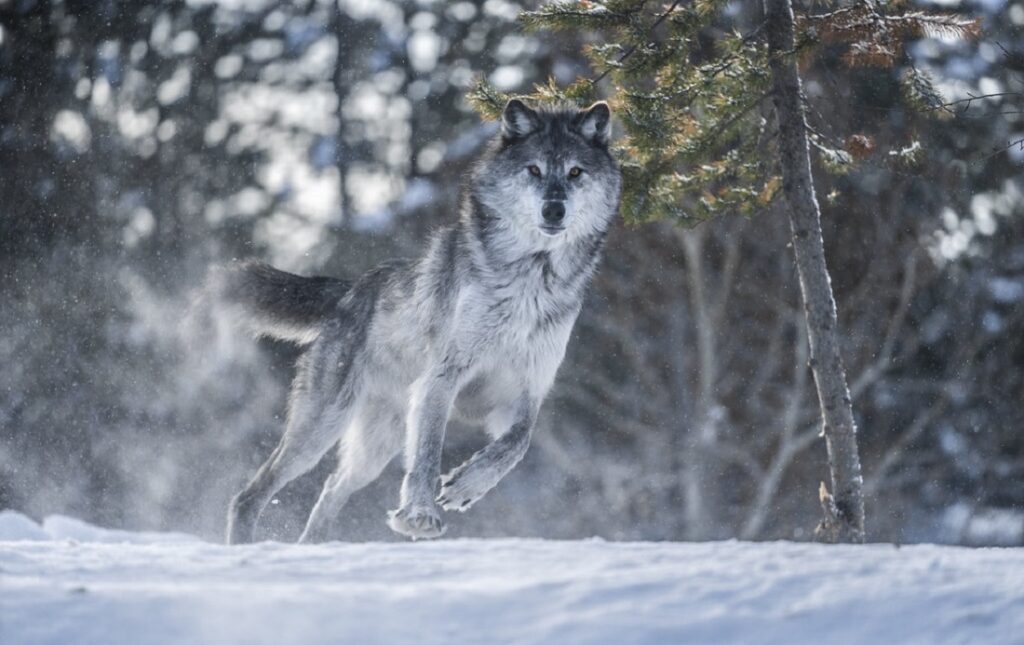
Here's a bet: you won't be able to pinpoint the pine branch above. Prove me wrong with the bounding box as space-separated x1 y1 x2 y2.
591 0 688 85
900 66 949 115
695 91 771 152
466 79 513 120
895 12 981 40
803 3 980 68
932 92 1024 113
519 1 636 31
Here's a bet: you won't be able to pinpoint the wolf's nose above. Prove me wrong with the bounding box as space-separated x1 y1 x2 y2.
542 201 565 223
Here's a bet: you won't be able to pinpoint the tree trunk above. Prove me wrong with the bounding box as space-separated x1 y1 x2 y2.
680 226 719 540
764 0 866 543
330 1 354 225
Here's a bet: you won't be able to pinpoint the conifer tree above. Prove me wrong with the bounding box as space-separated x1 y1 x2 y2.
470 0 979 543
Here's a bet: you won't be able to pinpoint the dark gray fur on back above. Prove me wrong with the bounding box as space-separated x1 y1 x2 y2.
220 100 621 543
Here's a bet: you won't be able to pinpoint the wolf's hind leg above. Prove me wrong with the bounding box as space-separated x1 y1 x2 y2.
226 393 355 545
437 397 538 512
298 400 403 543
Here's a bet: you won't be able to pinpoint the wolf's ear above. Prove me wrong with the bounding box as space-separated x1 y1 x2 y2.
575 102 612 146
501 99 541 141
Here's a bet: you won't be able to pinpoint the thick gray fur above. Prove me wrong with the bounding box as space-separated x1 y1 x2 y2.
218 100 621 543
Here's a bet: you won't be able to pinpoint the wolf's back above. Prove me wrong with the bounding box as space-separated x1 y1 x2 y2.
211 261 351 344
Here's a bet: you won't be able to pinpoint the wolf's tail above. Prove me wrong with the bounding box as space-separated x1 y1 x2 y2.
208 261 351 345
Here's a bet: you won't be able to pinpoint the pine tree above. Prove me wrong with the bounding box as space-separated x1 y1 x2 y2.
470 0 979 543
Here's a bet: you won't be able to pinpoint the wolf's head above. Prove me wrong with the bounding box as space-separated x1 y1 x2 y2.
470 100 621 250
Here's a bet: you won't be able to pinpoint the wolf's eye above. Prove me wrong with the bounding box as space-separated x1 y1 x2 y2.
568 167 582 178
528 165 541 177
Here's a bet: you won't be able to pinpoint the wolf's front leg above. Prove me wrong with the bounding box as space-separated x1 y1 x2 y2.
388 368 463 539
437 397 538 513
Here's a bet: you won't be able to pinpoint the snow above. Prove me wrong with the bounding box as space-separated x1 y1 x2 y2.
2 512 1023 645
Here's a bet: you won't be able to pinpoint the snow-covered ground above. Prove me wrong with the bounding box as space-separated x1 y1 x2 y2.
2 510 1023 645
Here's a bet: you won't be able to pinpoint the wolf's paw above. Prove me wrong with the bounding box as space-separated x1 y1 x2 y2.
436 463 494 513
387 503 446 540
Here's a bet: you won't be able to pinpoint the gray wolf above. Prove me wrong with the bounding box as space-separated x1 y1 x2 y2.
215 100 621 543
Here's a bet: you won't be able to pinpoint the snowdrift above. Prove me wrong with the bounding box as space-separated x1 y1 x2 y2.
2 510 1022 644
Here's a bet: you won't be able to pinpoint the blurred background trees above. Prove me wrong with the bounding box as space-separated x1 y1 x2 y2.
1 0 1022 545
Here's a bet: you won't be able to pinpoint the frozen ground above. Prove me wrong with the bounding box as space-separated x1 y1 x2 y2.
2 510 1023 645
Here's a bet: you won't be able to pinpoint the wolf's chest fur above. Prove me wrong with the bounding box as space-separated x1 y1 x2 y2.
463 248 587 352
